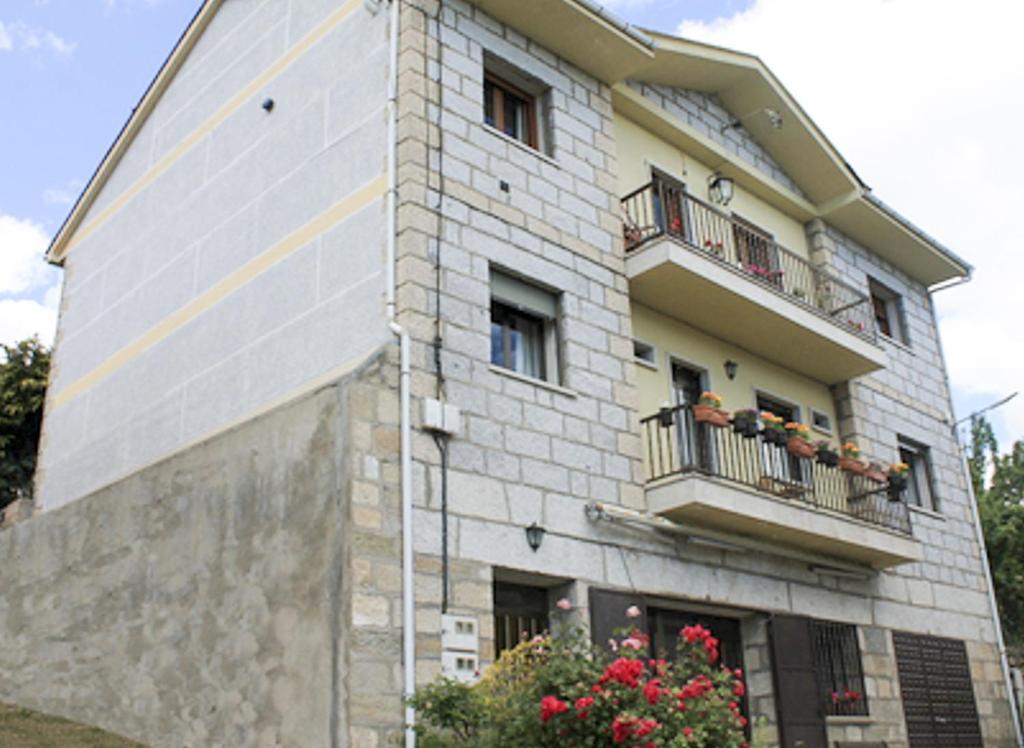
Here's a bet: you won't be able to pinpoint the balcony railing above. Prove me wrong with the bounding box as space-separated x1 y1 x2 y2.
622 180 877 342
641 404 912 536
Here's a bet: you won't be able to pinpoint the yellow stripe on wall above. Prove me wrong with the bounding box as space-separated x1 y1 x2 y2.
51 174 387 411
61 0 364 258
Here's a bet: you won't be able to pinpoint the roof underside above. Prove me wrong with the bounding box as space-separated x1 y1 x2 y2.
49 0 970 285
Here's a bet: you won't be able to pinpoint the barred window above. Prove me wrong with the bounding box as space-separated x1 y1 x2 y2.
812 620 869 716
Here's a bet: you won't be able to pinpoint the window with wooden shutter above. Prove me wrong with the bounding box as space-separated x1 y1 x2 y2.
493 582 549 658
588 588 646 651
892 631 982 747
769 615 828 748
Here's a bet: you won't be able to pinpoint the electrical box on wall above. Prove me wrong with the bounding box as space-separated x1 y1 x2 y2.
422 398 462 436
441 614 479 683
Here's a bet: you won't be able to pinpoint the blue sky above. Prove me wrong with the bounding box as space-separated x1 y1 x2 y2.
2 0 1021 448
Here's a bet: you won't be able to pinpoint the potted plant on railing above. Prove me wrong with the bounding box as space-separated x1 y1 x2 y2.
760 411 786 445
887 462 909 501
693 391 729 427
732 408 759 438
815 440 839 467
785 422 815 458
839 442 865 475
864 461 887 484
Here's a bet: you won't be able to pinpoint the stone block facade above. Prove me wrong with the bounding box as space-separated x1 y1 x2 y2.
10 0 1016 746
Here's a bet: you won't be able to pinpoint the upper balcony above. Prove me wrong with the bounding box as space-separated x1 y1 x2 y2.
622 179 887 385
641 404 922 569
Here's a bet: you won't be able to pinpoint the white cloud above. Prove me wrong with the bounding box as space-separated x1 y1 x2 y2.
0 214 53 294
674 0 1024 440
0 19 75 56
0 298 58 347
0 214 61 347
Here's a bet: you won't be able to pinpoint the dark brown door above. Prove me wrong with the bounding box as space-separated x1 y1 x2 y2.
769 615 828 748
892 632 983 747
756 393 804 484
673 362 713 472
733 215 781 287
652 168 689 239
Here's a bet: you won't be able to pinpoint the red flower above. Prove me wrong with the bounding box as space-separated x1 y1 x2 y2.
611 716 634 743
643 678 663 705
575 696 594 719
540 695 569 722
634 718 660 737
733 681 746 697
601 657 645 689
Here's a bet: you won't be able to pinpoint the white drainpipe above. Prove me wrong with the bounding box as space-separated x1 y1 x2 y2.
385 0 416 746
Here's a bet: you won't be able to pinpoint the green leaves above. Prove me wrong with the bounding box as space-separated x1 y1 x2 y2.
969 416 1024 665
0 337 50 508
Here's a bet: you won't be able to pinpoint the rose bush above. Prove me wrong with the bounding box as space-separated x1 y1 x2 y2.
410 604 749 747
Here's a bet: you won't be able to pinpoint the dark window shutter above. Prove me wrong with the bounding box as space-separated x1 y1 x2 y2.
769 615 828 748
589 588 646 651
893 632 982 747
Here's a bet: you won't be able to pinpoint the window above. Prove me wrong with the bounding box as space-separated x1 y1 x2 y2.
490 269 559 383
483 55 547 151
811 409 832 435
811 620 868 717
898 436 935 510
633 339 657 367
733 216 781 288
869 278 907 344
493 582 549 658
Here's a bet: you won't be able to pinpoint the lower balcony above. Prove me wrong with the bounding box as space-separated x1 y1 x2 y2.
642 405 922 569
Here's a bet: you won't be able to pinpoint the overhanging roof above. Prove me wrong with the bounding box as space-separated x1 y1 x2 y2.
49 0 971 286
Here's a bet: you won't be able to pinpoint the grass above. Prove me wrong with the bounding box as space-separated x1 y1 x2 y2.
0 703 146 747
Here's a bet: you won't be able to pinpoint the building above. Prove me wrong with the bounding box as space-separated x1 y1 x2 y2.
2 0 1019 746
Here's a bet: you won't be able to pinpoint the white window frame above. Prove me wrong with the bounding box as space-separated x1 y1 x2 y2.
898 436 936 511
868 277 908 345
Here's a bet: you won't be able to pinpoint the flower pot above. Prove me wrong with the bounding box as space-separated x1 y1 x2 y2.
865 467 887 483
886 474 907 501
732 417 759 439
763 428 786 446
816 449 840 468
787 437 816 459
693 405 729 427
839 457 865 475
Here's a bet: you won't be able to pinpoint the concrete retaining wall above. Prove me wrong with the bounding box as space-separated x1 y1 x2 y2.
0 353 390 748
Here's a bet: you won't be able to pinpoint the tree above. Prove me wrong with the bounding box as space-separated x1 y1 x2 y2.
968 416 1024 665
0 337 50 509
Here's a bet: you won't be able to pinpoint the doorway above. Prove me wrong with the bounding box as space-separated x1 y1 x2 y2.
672 361 713 473
756 392 804 485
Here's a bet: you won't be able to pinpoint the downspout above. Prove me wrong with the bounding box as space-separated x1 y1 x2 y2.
385 1 416 746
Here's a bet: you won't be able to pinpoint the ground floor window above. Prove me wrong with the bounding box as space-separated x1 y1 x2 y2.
811 620 868 716
493 582 549 658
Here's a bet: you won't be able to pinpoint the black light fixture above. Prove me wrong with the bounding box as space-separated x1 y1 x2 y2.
707 172 735 206
525 523 546 552
724 359 738 380
261 98 275 112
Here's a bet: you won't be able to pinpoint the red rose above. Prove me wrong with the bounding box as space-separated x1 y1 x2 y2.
540 695 569 722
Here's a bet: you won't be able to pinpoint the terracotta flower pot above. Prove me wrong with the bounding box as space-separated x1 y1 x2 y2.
839 457 865 475
787 437 816 459
693 405 729 427
865 467 887 483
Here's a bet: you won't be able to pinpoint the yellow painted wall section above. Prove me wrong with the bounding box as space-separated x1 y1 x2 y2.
614 114 811 259
632 301 839 439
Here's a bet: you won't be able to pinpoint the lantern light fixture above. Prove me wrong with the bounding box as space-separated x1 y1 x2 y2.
724 359 739 380
708 172 735 206
525 522 546 552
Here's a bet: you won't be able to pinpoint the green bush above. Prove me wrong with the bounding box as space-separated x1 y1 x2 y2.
411 603 749 747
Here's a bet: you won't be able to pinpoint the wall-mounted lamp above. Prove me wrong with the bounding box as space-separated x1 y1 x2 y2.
707 172 735 206
724 359 738 380
261 98 275 112
525 522 546 552
720 107 783 133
